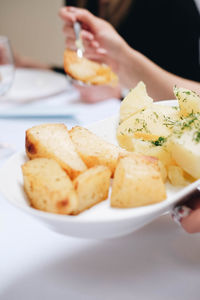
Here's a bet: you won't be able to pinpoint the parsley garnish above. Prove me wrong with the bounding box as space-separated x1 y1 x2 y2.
151 136 167 146
128 128 133 133
193 131 200 143
153 112 159 119
183 91 191 95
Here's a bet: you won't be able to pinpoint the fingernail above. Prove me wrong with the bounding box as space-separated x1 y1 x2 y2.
92 41 100 48
96 48 107 54
68 7 76 12
171 205 192 225
82 32 94 41
87 33 94 41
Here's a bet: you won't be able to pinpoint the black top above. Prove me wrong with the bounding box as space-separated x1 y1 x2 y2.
65 0 200 82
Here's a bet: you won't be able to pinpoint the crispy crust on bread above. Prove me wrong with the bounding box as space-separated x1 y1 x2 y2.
64 49 118 86
111 155 166 208
26 123 87 179
22 158 78 214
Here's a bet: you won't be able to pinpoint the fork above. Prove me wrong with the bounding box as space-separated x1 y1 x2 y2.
73 21 84 58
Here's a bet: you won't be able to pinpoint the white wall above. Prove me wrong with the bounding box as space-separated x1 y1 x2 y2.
0 0 65 66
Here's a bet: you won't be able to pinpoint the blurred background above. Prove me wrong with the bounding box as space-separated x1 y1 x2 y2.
0 0 64 66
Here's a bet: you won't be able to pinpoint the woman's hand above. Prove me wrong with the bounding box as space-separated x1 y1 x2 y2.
74 84 121 103
171 190 200 233
59 6 200 98
59 6 129 74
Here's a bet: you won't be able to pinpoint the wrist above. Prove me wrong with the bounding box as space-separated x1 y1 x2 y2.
118 44 140 88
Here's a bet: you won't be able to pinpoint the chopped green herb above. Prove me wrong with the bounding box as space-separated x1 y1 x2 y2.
172 113 200 138
153 112 159 119
151 136 167 146
128 128 133 133
193 131 200 143
183 91 191 95
163 116 176 128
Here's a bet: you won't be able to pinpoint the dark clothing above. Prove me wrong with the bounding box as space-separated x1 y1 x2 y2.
65 0 200 81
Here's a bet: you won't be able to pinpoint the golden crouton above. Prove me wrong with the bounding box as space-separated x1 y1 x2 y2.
22 158 78 214
64 49 118 86
73 166 111 214
111 156 166 208
69 126 125 176
26 123 87 179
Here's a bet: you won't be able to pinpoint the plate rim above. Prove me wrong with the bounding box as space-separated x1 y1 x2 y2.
2 67 69 102
1 99 200 224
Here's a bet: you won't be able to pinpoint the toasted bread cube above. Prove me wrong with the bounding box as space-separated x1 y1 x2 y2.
111 156 166 208
119 149 167 182
26 124 87 179
22 158 78 214
73 166 111 214
119 150 168 182
64 49 118 86
69 126 122 176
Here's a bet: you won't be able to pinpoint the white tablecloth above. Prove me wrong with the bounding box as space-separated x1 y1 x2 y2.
0 86 200 300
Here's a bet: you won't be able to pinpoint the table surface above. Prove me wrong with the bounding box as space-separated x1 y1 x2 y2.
0 70 200 300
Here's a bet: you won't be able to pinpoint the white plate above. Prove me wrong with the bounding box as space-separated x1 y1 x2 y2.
0 100 200 239
1 68 70 102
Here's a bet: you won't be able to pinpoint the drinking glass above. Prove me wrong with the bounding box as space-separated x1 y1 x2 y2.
0 36 15 96
0 36 15 156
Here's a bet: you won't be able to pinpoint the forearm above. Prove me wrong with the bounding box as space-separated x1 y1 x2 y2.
14 53 50 70
119 45 200 100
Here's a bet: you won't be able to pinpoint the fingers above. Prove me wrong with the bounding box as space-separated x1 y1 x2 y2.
63 24 94 41
62 18 101 53
171 205 192 225
62 25 75 38
64 32 107 59
181 208 200 233
59 6 98 31
59 7 76 24
65 37 93 52
171 191 200 233
60 6 108 59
